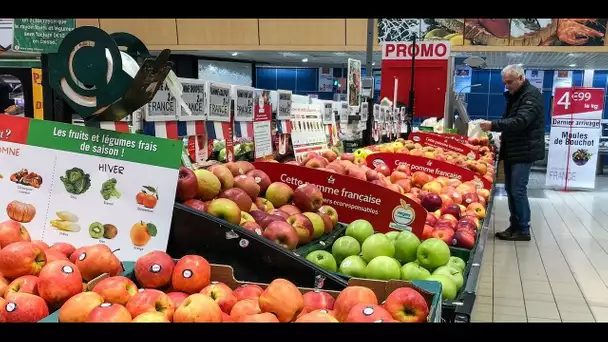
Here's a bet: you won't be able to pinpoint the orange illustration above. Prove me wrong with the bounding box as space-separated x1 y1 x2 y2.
130 221 157 247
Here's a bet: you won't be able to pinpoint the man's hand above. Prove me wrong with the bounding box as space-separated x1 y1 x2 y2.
479 120 492 132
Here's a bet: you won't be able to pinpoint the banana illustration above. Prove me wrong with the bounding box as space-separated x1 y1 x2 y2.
56 211 79 223
50 219 82 232
444 33 460 40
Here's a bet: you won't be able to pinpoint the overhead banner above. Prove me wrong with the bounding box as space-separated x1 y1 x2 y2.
546 87 604 190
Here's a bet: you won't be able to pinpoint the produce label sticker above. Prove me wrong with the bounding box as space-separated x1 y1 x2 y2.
234 86 255 122
409 132 478 160
0 115 182 261
252 162 426 237
277 90 292 121
207 82 232 122
367 153 491 190
546 87 604 190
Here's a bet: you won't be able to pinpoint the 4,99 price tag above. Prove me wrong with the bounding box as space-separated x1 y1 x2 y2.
553 87 603 115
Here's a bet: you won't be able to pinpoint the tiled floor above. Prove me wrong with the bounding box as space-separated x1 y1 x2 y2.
471 171 608 322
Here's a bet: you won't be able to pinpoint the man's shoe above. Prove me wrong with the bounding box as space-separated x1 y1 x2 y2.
495 227 515 239
497 230 531 242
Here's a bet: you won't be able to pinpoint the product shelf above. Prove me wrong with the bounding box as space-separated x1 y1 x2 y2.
166 203 348 291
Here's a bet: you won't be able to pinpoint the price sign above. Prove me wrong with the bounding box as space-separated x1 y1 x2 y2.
323 102 333 124
234 86 255 122
277 90 292 121
361 102 368 122
207 82 232 122
373 104 380 122
546 87 604 190
340 102 348 124
145 81 177 122
177 78 206 121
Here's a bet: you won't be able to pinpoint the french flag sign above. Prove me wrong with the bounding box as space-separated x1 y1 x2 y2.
234 121 254 138
143 121 206 140
277 120 292 134
206 121 232 141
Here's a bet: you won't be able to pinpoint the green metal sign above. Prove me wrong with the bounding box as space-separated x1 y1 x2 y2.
12 18 75 53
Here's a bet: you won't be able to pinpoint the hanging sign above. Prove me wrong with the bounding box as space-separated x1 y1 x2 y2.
207 81 232 122
546 87 604 190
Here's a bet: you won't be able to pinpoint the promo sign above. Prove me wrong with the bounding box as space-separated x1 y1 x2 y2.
252 162 426 236
382 41 450 60
367 153 491 190
277 90 292 121
31 68 44 120
409 132 478 160
253 97 273 160
290 103 328 161
207 82 232 122
546 87 604 190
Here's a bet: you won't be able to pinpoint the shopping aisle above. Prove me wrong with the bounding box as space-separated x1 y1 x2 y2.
472 171 608 322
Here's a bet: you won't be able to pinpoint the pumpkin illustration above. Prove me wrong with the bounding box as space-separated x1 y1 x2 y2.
6 201 36 223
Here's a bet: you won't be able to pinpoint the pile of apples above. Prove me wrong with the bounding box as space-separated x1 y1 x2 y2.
306 219 466 300
176 161 340 250
0 222 127 322
19 249 431 323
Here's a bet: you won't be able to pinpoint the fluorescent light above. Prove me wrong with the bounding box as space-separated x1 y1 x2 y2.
231 52 238 56
302 58 308 63
372 62 376 66
569 64 576 67
517 63 523 67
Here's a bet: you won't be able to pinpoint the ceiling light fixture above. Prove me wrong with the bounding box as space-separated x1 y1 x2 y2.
372 62 376 66
569 64 576 67
231 52 238 56
302 58 308 63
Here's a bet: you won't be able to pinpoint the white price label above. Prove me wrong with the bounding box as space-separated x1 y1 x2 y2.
207 82 232 122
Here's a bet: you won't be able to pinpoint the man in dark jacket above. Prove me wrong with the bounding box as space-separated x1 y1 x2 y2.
479 64 545 241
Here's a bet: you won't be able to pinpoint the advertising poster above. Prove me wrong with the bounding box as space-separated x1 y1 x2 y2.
552 70 572 96
546 87 604 190
318 67 334 92
289 102 327 161
347 58 362 107
526 69 544 91
12 18 75 53
0 116 182 261
454 66 472 93
253 90 273 160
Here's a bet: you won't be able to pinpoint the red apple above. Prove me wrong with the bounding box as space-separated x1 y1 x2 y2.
200 281 238 314
126 289 175 321
420 193 443 212
171 254 211 294
234 175 261 201
344 303 394 322
318 205 338 227
6 275 39 296
222 312 233 322
48 242 75 257
341 153 355 162
230 298 261 321
440 214 459 227
0 241 46 280
263 221 300 250
45 249 69 263
326 163 346 175
207 198 242 225
37 260 83 308
435 219 456 230
219 188 253 212
295 309 339 322
305 156 328 169
92 276 138 306
173 293 223 322
167 292 189 308
287 214 315 245
440 204 461 220
183 199 207 213
0 220 31 248
374 164 391 177
384 287 429 322
86 302 132 322
303 290 335 312
2 292 49 323
259 215 287 230
238 312 280 322
293 184 324 212
321 150 338 162
249 209 268 224
68 246 87 264
319 213 334 233
134 250 175 289
253 197 274 212
461 192 480 206
395 164 411 175
209 164 235 191
31 240 49 251
233 284 264 301
279 204 301 216
58 291 104 323
422 224 434 240
366 169 381 181
246 170 272 195
268 209 290 220
234 161 255 176
334 286 378 322
467 203 487 219
426 213 438 227
454 229 476 249
431 227 455 245
241 221 263 236
258 278 304 322
176 166 198 202
347 167 367 180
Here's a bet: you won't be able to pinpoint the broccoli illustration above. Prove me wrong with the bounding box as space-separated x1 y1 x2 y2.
101 178 121 200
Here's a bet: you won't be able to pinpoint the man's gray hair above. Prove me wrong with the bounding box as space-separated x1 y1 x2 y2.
501 64 525 79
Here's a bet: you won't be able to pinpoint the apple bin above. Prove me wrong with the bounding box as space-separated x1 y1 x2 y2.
39 254 443 323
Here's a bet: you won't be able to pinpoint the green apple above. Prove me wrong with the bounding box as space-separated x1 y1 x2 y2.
361 233 395 262
400 262 431 281
339 255 367 278
331 236 361 264
447 256 466 272
416 238 450 271
306 250 337 272
433 266 464 291
345 219 375 244
385 231 400 241
365 256 401 280
427 274 457 300
392 231 421 264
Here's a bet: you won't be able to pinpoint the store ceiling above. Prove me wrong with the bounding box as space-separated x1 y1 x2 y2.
178 50 608 70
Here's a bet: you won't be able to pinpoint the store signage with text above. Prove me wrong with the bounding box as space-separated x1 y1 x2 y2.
252 162 426 236
382 41 451 60
367 153 491 190
409 132 478 159
546 87 604 190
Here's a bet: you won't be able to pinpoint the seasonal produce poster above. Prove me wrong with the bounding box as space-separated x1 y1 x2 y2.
289 102 328 162
546 87 604 190
0 115 182 261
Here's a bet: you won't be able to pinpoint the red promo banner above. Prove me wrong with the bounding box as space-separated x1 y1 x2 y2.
409 132 478 159
553 87 605 116
252 162 426 237
366 153 491 190
0 115 30 144
428 132 469 145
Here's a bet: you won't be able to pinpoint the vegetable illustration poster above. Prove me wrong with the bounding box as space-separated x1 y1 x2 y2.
0 116 182 261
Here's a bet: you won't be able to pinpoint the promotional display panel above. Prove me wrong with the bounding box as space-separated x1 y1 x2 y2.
252 162 426 236
546 87 604 189
289 103 328 162
367 153 491 190
0 116 182 261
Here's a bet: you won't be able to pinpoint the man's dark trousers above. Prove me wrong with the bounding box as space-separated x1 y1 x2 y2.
503 162 532 235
